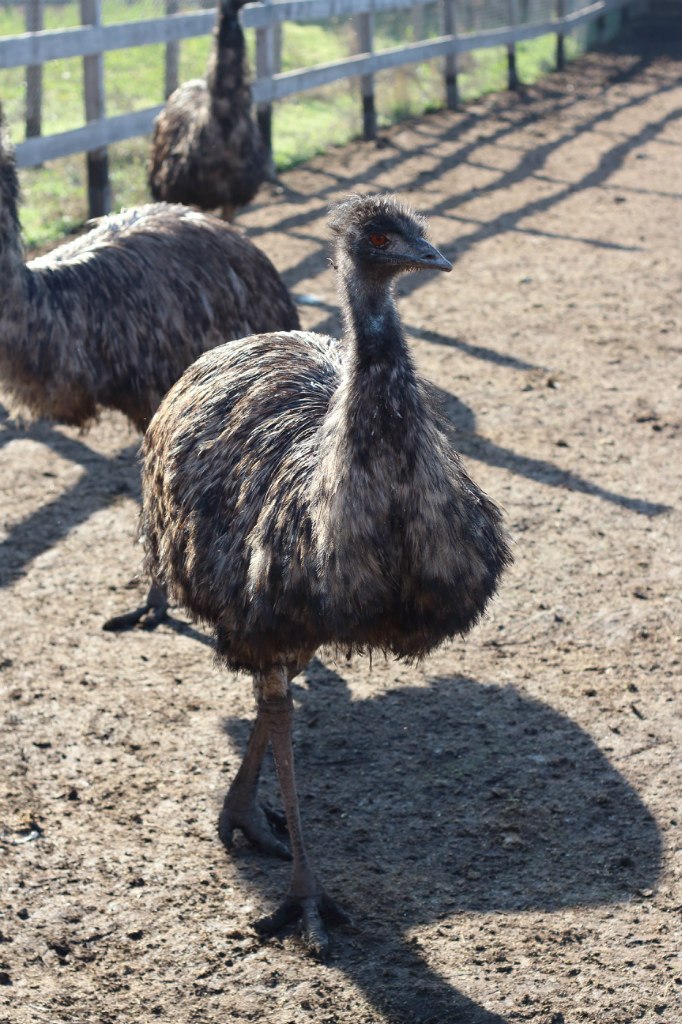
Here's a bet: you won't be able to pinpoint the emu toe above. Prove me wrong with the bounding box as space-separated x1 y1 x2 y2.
254 891 350 959
102 583 168 632
219 802 292 860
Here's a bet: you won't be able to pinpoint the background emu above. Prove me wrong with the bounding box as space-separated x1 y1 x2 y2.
148 0 267 220
141 194 512 956
0 114 299 624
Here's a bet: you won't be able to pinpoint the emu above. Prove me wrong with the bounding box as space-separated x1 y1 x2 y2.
140 194 512 956
148 0 267 220
0 114 299 626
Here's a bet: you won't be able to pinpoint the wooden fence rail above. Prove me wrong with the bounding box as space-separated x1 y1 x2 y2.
1 0 633 213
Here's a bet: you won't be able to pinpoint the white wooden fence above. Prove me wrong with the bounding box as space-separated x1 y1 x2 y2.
0 0 633 215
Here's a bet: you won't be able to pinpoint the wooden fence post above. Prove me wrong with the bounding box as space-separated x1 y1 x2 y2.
507 0 520 90
412 1 424 42
25 0 44 141
81 0 110 217
256 0 279 168
356 9 377 141
442 0 459 110
556 0 565 70
165 0 180 99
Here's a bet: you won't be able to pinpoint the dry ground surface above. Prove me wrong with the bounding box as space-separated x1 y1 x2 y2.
1 26 681 1024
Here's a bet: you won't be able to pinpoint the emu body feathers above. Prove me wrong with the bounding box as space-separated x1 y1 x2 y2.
141 194 511 954
0 123 298 431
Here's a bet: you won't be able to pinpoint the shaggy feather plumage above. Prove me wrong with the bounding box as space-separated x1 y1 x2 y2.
142 195 511 667
140 195 512 953
148 0 266 217
0 119 299 432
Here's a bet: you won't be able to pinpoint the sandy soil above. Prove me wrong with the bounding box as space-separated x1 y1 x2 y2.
1 27 681 1024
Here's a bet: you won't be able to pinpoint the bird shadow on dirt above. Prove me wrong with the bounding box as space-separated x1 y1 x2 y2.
0 406 140 589
222 657 661 1023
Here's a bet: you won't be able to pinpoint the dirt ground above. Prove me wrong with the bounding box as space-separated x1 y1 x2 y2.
1 26 681 1024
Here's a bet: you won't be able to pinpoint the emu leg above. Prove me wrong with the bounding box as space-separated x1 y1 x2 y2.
254 672 348 958
218 707 291 860
102 581 169 632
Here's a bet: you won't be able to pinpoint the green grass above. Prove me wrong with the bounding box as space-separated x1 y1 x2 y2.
0 2 607 247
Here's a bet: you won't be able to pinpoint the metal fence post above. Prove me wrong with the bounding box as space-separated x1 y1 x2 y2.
356 7 377 141
80 0 110 217
441 0 459 110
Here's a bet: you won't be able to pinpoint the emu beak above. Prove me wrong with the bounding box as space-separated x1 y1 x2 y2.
412 238 453 272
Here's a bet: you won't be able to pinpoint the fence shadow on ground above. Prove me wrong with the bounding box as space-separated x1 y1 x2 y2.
253 34 679 285
276 62 680 299
429 384 670 517
0 32 675 596
222 658 661 1023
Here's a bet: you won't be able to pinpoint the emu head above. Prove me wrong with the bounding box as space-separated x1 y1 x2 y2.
328 193 452 279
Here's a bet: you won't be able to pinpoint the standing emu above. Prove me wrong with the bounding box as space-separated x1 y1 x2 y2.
0 115 299 625
141 194 512 956
148 0 267 220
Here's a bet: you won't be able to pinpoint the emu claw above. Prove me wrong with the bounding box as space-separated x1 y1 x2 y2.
255 892 350 959
103 583 168 632
219 802 291 860
102 602 167 632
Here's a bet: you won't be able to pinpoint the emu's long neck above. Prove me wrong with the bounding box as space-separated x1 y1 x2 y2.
334 262 424 469
312 259 434 586
206 2 251 110
0 155 29 347
340 264 414 376
342 266 405 366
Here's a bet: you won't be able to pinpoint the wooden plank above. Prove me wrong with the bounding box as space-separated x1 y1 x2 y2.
25 0 44 140
251 19 578 103
10 0 629 171
243 0 437 28
0 0 627 70
0 12 215 69
15 106 165 168
81 0 110 217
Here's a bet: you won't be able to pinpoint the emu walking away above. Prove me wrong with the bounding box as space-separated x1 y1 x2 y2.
0 113 299 626
148 0 267 219
141 194 512 956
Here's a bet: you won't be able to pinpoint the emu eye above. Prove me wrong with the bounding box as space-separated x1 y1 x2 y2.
369 232 389 248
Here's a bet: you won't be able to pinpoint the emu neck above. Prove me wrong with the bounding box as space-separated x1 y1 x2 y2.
0 157 28 344
340 265 410 373
206 3 248 104
335 261 424 469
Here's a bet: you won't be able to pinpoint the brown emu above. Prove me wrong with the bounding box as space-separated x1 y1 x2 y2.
148 0 267 220
0 115 299 625
141 194 512 956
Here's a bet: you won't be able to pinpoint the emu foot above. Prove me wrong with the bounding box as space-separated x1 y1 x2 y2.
103 584 168 632
255 891 350 959
219 802 291 861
